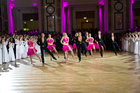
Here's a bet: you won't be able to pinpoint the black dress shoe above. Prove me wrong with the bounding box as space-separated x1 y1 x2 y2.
64 56 66 59
115 53 117 56
53 58 57 60
85 54 87 57
79 59 81 62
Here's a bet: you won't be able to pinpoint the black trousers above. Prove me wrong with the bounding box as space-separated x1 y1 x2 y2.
40 46 56 64
81 42 91 55
112 41 120 55
77 43 87 60
98 41 106 57
14 44 16 58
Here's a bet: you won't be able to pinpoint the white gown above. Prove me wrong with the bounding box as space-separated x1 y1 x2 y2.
24 40 28 58
2 41 9 62
0 44 2 64
9 43 15 61
128 38 131 52
125 38 128 52
130 38 134 53
133 37 139 55
20 40 25 58
138 38 140 56
123 39 126 51
16 40 21 59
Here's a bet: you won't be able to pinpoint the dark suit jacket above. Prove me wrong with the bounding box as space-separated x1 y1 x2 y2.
75 36 85 45
37 38 48 47
110 37 117 43
95 35 103 42
12 37 15 43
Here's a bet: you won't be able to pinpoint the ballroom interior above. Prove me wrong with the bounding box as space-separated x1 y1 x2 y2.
0 0 140 34
1 0 140 93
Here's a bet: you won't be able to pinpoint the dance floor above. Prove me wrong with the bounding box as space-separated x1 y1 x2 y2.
0 51 140 93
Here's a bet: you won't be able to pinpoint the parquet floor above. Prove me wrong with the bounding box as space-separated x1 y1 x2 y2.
0 51 140 93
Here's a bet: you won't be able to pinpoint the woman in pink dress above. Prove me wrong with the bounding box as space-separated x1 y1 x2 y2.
27 36 41 64
73 33 78 54
94 40 104 52
47 34 59 61
60 33 75 62
86 33 96 57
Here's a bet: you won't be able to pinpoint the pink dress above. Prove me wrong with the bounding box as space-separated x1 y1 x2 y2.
95 43 103 49
87 38 95 50
73 43 77 49
62 37 73 52
27 41 37 56
47 38 56 51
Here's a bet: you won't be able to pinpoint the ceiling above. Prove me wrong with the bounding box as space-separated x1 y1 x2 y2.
64 0 99 5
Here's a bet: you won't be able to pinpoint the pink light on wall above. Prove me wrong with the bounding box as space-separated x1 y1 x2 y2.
32 3 37 7
64 2 68 7
8 0 14 34
61 0 68 34
130 0 134 29
99 7 102 33
67 8 70 34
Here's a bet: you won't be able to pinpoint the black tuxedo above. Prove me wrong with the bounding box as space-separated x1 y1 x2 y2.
75 36 87 60
96 35 106 57
37 38 56 64
110 37 120 55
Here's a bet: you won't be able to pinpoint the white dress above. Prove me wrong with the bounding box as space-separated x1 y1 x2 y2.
20 40 25 58
24 40 28 58
9 43 15 61
0 44 2 64
2 41 9 62
133 37 139 55
123 39 126 51
125 38 128 52
130 38 134 53
138 38 140 56
128 38 131 52
16 40 21 59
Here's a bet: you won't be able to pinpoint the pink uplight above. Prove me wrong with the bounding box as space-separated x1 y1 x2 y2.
32 3 37 7
64 2 68 7
99 8 102 33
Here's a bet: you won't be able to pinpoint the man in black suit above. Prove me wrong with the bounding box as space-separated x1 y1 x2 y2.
75 32 87 62
37 33 57 64
96 31 106 57
110 33 121 56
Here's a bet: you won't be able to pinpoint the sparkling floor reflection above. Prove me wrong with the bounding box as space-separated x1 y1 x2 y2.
0 51 140 93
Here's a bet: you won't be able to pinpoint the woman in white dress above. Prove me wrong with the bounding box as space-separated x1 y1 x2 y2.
2 36 9 62
35 36 40 54
19 35 25 59
124 34 129 52
23 36 28 58
138 32 140 56
8 38 15 61
0 36 2 65
15 35 21 59
128 33 132 52
133 33 139 55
